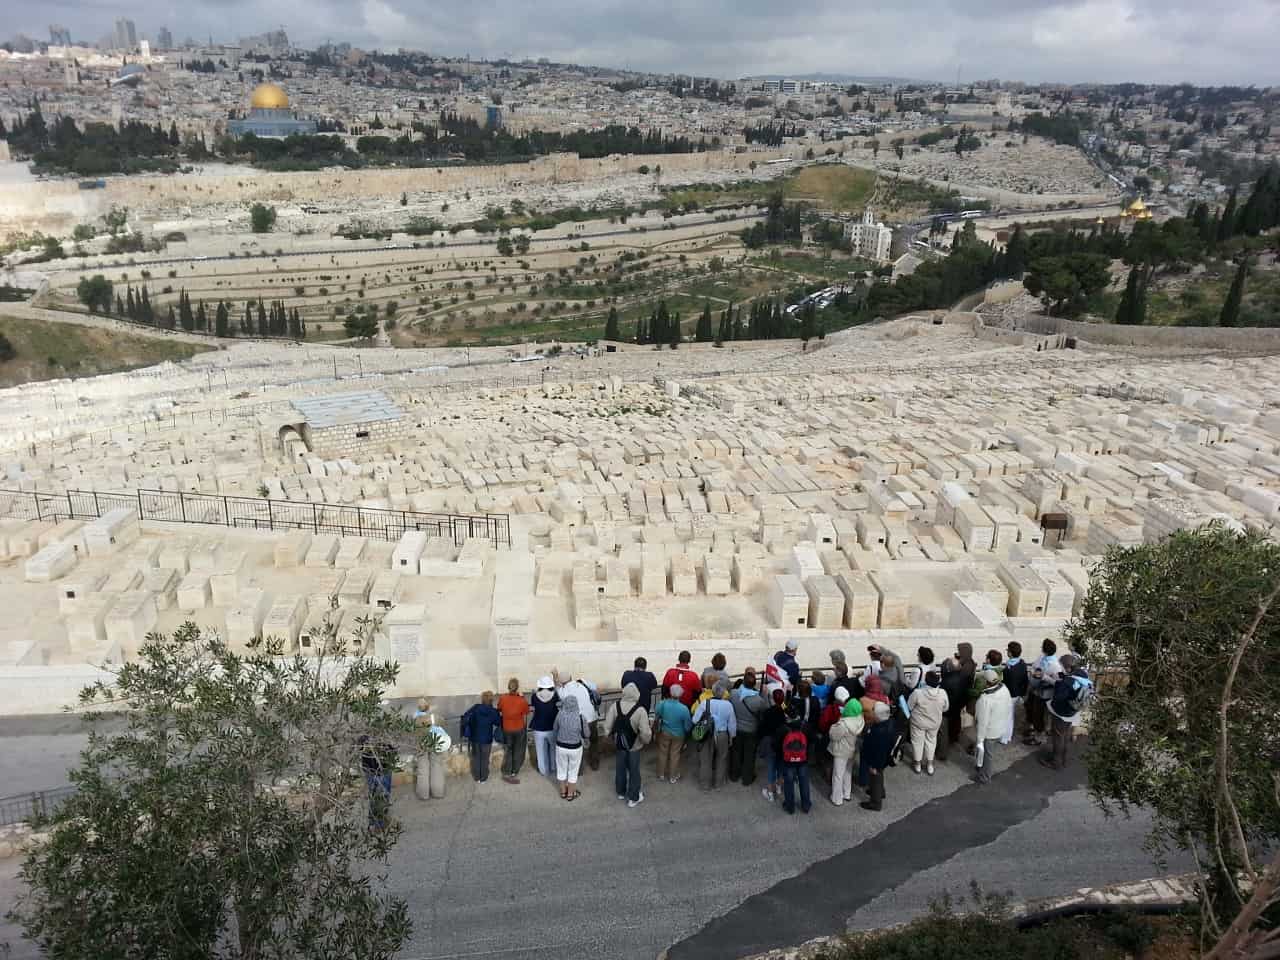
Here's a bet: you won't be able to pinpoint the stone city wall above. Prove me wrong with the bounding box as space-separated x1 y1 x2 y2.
1017 314 1280 352
0 148 794 235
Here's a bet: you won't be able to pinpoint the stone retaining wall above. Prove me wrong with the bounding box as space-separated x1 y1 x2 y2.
0 148 794 235
726 874 1200 960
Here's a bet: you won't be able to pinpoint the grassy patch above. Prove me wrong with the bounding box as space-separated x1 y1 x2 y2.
785 164 876 212
751 251 876 281
662 165 875 214
0 314 214 387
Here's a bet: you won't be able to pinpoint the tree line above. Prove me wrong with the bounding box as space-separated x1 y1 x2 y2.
2 102 183 176
75 275 306 339
1111 164 1280 326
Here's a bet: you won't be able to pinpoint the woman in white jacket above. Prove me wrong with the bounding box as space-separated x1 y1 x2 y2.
906 670 949 776
973 669 1014 785
827 699 865 806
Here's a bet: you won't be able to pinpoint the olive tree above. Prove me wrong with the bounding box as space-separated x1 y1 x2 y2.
1065 524 1280 947
8 618 414 960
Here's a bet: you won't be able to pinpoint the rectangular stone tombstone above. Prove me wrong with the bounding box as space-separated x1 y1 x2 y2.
769 574 810 628
104 591 159 657
274 532 312 568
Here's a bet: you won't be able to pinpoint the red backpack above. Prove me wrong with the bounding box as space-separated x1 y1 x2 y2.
781 727 808 764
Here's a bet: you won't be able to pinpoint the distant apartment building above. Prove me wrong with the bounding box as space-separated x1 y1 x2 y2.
114 17 137 51
49 24 72 46
780 79 800 94
156 26 173 50
843 208 894 262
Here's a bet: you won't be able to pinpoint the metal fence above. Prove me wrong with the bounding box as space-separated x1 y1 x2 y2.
0 786 77 828
0 487 511 549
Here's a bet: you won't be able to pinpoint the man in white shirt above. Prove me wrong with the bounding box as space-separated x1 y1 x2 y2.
553 669 600 769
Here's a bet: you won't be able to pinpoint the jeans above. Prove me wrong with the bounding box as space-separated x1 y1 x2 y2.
655 730 684 779
698 732 729 789
615 748 642 801
1050 715 1073 767
366 771 392 829
502 729 527 776
532 730 556 777
470 742 492 782
976 737 998 783
728 730 757 785
782 763 811 813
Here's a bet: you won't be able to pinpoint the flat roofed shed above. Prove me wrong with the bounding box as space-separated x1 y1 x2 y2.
291 391 404 429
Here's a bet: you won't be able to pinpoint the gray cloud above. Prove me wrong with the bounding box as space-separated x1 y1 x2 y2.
16 0 1280 85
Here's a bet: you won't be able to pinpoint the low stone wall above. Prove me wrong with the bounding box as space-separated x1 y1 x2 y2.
729 874 1200 960
1017 315 1280 353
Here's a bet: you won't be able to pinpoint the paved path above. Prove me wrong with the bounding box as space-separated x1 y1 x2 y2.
0 736 1179 960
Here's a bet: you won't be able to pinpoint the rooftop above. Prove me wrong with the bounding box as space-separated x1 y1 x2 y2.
291 390 404 428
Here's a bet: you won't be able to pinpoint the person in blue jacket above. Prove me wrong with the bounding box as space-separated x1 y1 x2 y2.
461 690 503 783
858 701 895 811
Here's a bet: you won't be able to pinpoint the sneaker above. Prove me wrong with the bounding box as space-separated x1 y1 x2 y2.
801 806 812 814
926 766 935 776
670 776 681 784
628 793 645 808
912 763 921 774
617 794 627 801
656 775 667 782
859 801 881 811
782 805 795 815
762 787 774 803
1038 756 1061 771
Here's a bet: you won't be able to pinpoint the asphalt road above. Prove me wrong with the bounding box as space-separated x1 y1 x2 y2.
0 734 1184 960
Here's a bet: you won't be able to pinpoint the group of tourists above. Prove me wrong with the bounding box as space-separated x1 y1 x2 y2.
456 639 1094 813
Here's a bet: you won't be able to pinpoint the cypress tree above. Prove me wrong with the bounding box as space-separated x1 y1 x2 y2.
696 302 713 342
604 307 619 341
195 301 207 331
1218 256 1249 327
215 301 229 338
1115 267 1141 325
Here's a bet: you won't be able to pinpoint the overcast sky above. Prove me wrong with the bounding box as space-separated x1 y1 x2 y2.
20 0 1280 86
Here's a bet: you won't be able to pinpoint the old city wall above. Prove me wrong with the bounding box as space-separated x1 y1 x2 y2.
1 149 792 235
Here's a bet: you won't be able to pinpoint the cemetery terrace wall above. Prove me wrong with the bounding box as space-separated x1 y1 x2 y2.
0 148 794 235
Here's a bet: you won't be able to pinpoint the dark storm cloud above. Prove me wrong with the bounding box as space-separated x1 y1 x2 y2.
17 0 1279 84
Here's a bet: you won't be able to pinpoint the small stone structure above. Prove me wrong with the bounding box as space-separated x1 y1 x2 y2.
286 391 409 460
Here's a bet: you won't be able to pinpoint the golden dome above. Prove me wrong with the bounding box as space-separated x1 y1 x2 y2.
1127 197 1147 213
249 82 289 110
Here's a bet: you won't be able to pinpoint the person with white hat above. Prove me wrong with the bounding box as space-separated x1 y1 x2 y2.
529 676 559 778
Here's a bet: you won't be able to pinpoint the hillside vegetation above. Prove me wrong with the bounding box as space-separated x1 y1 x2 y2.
0 314 213 388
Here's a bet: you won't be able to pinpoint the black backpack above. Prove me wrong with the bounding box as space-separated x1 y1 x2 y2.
613 702 642 750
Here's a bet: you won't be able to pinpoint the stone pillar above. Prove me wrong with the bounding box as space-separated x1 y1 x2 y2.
491 552 534 684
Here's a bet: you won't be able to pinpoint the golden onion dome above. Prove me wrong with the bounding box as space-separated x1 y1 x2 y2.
1127 197 1147 213
249 82 289 110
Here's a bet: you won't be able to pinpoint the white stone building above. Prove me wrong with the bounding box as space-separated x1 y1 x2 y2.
843 208 894 262
285 391 409 459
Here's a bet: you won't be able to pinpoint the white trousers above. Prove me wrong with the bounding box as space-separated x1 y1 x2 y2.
830 753 854 804
555 744 583 784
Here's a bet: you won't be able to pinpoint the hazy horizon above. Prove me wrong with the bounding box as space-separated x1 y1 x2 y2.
13 0 1280 88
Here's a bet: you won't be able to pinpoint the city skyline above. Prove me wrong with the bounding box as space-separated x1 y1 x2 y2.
9 0 1280 87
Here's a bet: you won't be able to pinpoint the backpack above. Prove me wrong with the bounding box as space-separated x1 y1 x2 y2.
1066 675 1093 713
612 702 642 750
781 727 808 764
691 703 714 741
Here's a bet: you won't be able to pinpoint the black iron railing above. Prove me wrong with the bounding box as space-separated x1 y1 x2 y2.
0 488 511 549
